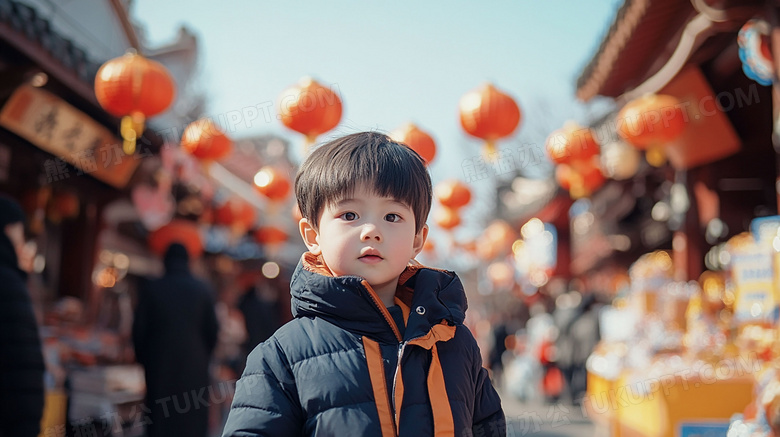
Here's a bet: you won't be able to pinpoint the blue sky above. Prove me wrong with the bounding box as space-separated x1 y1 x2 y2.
131 1 621 242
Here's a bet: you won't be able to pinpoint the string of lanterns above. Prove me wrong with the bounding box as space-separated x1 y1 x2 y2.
93 43 710 281
545 122 604 199
544 91 689 199
433 179 472 231
93 47 534 263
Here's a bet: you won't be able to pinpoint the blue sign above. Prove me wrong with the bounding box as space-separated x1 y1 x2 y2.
750 215 780 243
679 422 730 437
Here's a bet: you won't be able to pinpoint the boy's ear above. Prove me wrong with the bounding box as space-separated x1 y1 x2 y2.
299 218 322 255
411 224 429 258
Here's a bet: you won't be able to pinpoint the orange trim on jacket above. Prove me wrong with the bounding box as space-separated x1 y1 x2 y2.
429 343 455 436
361 280 402 342
406 323 457 436
389 323 457 436
393 297 410 328
407 323 456 350
363 337 397 437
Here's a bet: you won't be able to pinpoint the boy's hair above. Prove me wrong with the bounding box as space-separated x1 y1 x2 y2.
295 131 432 234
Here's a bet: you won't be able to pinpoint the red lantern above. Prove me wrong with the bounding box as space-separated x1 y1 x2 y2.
459 83 521 155
555 165 572 191
617 94 686 166
556 160 605 199
479 220 517 259
434 207 461 230
148 219 203 258
435 180 471 210
545 122 600 166
580 164 606 195
390 123 437 165
181 119 233 162
278 77 342 151
254 226 288 245
254 166 291 202
95 51 176 155
214 198 256 229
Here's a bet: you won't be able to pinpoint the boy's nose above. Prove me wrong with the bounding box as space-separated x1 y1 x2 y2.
360 223 382 241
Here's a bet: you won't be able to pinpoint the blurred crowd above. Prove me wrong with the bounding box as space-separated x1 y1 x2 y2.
1 188 293 437
484 282 609 408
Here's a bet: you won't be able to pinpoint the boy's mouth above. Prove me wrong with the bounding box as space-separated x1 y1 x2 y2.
359 249 383 262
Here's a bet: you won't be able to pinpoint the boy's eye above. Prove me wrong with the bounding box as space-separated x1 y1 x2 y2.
341 212 358 221
385 213 401 223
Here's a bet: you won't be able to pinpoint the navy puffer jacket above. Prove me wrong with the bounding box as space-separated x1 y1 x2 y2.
222 253 505 436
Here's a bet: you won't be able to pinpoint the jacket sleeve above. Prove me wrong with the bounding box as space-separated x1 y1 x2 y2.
471 337 506 437
221 336 303 437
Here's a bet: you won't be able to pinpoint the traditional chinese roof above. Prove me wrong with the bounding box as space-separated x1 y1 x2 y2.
0 1 104 102
576 0 766 102
575 0 696 101
0 0 152 106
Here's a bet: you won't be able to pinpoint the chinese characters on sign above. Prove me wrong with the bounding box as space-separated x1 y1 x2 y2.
0 85 147 188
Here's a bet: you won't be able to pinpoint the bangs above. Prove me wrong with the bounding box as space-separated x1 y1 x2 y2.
295 132 432 233
318 146 422 208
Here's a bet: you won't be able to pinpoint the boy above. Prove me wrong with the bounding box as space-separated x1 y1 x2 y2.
222 132 505 436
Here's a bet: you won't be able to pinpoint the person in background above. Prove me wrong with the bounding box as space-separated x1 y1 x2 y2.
566 292 601 404
238 274 282 365
0 194 44 437
132 242 219 437
487 317 509 384
554 290 580 405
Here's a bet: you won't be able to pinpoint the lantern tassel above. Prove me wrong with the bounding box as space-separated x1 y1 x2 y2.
303 134 318 154
200 160 214 179
645 144 667 167
120 113 146 155
569 171 586 199
483 140 497 161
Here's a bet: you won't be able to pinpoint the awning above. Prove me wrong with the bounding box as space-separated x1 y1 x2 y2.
576 0 763 102
576 0 696 101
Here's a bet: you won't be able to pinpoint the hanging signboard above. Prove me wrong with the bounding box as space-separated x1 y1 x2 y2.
659 67 741 170
0 84 142 188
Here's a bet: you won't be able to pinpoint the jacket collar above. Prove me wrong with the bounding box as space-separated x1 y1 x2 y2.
290 252 467 343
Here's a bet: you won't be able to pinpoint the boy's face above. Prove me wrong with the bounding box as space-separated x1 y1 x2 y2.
299 187 428 295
